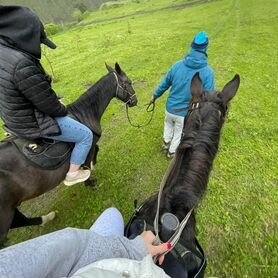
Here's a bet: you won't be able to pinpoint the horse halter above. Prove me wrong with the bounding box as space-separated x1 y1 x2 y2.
112 72 136 104
191 102 200 110
174 102 201 115
190 99 227 119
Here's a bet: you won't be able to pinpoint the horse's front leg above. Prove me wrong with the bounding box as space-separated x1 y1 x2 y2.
0 205 14 248
84 143 99 187
10 208 56 229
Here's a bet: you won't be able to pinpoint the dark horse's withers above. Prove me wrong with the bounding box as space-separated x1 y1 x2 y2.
0 63 137 245
125 74 240 278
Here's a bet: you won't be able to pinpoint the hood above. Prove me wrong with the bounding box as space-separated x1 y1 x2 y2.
0 5 56 59
72 255 171 278
184 49 208 69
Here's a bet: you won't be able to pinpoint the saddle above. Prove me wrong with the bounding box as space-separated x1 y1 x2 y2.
2 128 73 170
125 203 206 278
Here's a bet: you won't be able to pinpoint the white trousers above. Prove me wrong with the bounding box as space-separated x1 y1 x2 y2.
163 111 185 154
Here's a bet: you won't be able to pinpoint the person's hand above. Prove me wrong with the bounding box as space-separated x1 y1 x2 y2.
145 96 156 111
150 96 156 104
140 231 172 265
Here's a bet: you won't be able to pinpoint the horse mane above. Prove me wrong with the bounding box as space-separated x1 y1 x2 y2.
161 94 226 220
68 74 111 118
67 73 115 135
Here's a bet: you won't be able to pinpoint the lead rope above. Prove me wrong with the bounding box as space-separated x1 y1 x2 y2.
152 155 194 263
112 71 155 128
125 101 155 128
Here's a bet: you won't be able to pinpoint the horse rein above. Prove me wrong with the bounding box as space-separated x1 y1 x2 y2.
152 155 194 262
126 101 198 129
125 101 155 128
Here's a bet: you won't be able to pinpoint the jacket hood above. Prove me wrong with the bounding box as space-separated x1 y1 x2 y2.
0 5 56 59
184 49 208 69
72 255 171 278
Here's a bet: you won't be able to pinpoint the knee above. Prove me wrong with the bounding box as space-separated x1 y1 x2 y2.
106 207 121 215
104 207 123 220
83 128 93 147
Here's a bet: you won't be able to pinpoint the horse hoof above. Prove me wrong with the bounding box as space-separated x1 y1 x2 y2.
41 211 56 226
84 179 97 187
0 235 7 249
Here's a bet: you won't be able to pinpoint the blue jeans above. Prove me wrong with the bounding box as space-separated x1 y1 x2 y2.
45 116 93 166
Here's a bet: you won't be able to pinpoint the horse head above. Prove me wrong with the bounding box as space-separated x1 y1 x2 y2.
180 73 240 150
105 62 138 107
165 73 240 217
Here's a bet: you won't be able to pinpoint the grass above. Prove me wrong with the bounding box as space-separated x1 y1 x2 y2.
2 0 278 277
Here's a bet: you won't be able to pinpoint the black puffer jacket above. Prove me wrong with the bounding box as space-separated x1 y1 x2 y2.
0 6 67 139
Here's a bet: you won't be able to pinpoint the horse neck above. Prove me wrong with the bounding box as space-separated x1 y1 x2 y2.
67 73 116 129
163 116 222 214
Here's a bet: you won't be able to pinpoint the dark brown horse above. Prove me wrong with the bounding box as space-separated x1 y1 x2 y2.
0 63 137 245
126 73 240 278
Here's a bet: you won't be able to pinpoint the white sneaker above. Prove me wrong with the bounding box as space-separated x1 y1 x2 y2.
64 170 91 186
167 152 175 159
162 141 170 153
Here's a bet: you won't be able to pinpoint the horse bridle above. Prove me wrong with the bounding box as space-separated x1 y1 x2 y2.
112 72 136 105
174 102 200 115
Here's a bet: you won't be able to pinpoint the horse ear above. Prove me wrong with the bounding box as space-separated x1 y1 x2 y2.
105 63 114 73
191 73 203 103
221 74 240 104
115 62 122 75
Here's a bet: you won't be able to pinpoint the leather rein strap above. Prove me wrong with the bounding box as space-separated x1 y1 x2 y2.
152 133 194 263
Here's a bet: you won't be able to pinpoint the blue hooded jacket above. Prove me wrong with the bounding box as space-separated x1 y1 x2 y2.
153 49 214 116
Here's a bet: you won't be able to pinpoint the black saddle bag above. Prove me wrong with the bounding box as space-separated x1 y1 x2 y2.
125 206 207 278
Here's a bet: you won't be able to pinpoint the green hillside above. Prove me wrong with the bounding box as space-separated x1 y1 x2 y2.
0 0 107 23
3 0 278 277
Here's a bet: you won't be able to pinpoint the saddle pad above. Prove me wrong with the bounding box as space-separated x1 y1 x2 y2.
12 138 73 170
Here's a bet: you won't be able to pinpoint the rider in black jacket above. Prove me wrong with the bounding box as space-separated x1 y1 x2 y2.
0 6 93 186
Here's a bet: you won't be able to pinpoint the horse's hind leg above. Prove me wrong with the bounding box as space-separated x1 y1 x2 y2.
84 143 99 187
0 206 14 247
10 208 56 228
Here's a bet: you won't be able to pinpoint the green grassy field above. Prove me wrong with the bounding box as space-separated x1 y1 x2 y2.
2 0 278 277
78 0 198 24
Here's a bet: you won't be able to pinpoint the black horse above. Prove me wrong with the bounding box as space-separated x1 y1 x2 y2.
126 73 240 278
0 62 137 245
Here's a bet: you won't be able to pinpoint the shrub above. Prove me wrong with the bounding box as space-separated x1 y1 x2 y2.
45 23 64 36
80 10 91 21
72 8 83 22
99 1 128 10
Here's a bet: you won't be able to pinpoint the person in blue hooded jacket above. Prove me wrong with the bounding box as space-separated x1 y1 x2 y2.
151 32 215 158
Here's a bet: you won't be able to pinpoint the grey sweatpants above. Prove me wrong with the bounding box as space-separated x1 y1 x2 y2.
0 208 148 278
